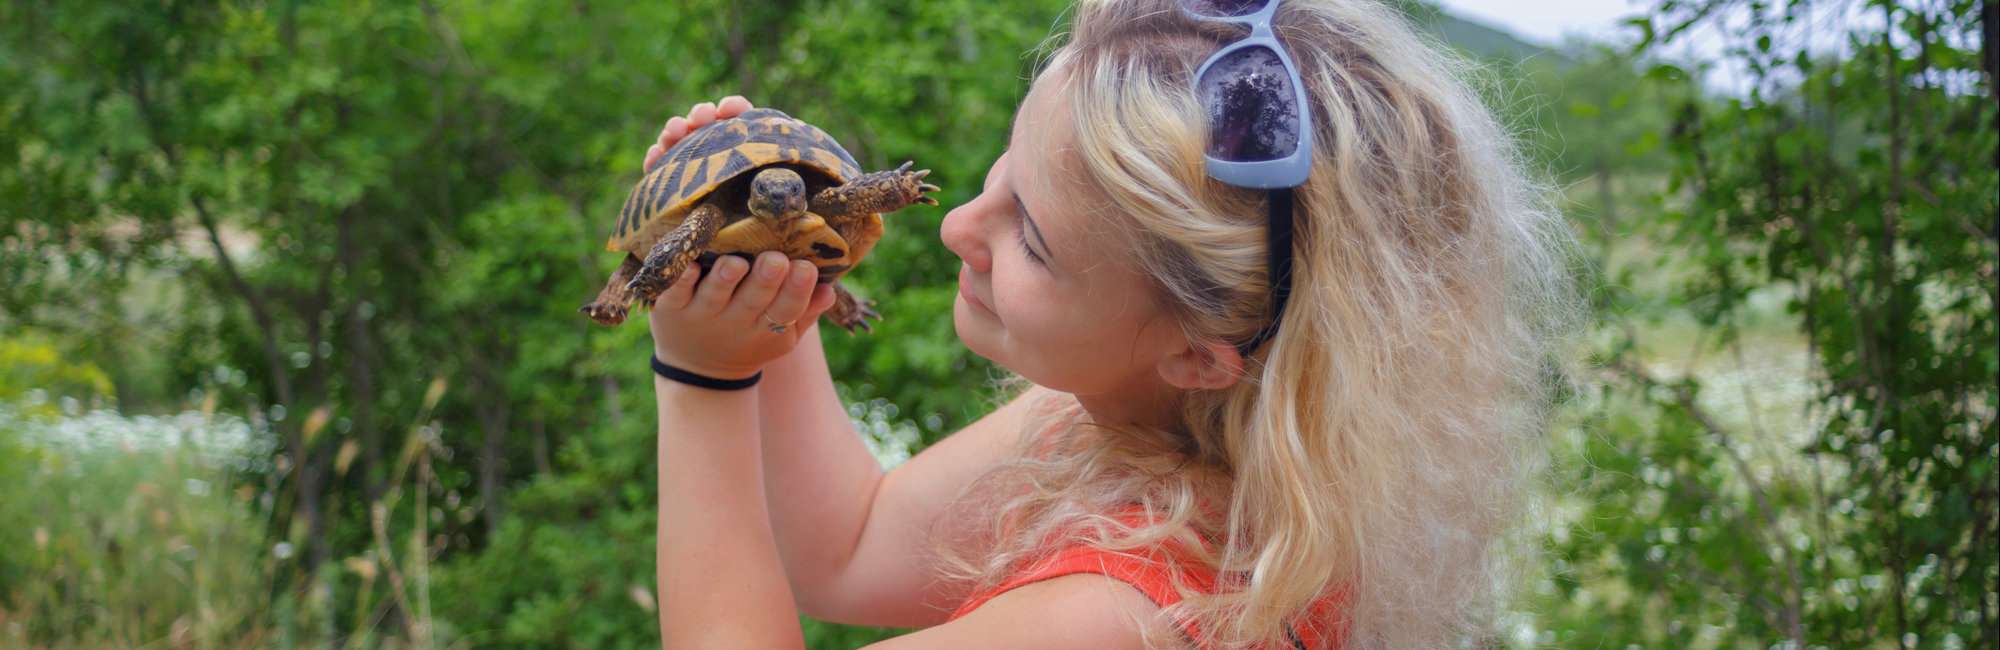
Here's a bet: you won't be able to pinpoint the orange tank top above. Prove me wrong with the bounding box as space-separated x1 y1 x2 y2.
945 507 1347 649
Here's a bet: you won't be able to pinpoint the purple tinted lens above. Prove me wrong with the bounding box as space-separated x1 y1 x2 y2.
1199 46 1300 162
1183 0 1271 17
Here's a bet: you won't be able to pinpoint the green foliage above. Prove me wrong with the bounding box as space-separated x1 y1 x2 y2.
6 0 1990 647
1 1 1065 645
0 331 113 414
433 426 660 648
0 406 282 647
1543 1 1999 647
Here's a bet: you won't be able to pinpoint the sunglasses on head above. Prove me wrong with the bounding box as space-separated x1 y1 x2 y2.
1181 0 1311 358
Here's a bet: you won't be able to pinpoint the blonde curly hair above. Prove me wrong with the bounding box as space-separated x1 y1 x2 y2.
933 0 1587 647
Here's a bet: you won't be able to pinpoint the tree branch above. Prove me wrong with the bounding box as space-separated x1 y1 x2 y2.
1609 350 1807 644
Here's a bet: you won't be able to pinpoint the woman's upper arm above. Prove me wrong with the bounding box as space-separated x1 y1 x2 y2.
803 384 1059 627
859 573 1165 650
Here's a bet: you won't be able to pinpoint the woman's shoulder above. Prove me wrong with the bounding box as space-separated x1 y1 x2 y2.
886 571 1167 650
947 504 1347 649
948 506 1207 615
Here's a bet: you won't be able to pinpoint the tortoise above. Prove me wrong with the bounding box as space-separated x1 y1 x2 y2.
580 107 938 330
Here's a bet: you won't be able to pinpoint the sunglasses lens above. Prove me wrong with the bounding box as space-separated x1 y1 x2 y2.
1198 46 1301 162
1183 0 1271 17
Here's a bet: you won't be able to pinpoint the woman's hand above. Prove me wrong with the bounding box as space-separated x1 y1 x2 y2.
645 95 754 171
649 250 837 381
644 94 836 379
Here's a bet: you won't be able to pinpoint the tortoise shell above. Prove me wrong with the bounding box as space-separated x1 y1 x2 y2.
604 108 865 253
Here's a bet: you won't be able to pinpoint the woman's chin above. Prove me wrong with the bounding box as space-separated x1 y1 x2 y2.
952 301 985 353
953 298 1007 364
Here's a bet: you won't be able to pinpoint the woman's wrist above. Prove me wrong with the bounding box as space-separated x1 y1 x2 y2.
653 347 762 383
651 355 761 392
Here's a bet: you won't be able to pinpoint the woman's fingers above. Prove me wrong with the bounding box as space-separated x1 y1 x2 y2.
716 95 752 119
721 252 791 324
644 144 666 172
686 101 718 127
759 260 819 330
664 116 691 145
806 284 836 320
657 264 700 311
648 97 755 170
688 255 750 315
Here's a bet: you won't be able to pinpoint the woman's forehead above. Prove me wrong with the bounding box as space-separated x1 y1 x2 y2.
1004 98 1059 185
1003 73 1089 221
997 69 1162 293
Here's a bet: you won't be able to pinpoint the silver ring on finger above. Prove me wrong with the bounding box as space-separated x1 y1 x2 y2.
762 314 795 334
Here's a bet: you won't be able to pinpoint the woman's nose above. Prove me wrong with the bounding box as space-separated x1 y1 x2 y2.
940 196 992 273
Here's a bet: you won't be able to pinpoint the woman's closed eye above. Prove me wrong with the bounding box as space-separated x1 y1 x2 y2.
1010 191 1052 268
1015 213 1046 266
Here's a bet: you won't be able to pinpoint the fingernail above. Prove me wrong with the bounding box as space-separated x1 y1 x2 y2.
720 258 745 280
791 261 815 287
760 254 785 280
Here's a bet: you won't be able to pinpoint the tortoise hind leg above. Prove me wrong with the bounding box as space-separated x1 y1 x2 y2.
580 254 645 325
627 202 728 302
823 282 881 334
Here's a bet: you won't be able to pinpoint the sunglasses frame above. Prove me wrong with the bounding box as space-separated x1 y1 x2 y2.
1184 0 1315 189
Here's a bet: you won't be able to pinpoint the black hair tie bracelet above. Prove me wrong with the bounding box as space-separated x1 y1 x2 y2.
651 355 761 391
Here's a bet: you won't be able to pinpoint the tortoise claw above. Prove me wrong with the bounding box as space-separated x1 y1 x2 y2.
843 311 879 335
579 301 630 326
916 196 939 206
894 160 914 173
829 296 882 334
624 279 662 305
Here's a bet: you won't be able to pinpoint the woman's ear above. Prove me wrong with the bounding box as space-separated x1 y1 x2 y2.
1156 338 1246 391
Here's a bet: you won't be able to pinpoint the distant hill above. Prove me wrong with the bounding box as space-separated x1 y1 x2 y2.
1393 1 1564 63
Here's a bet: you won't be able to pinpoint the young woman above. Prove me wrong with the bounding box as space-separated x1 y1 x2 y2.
642 0 1583 647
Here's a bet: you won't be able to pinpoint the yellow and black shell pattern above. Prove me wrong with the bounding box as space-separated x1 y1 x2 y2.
605 108 865 252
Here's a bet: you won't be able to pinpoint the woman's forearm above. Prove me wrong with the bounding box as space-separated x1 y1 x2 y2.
654 375 804 648
756 323 890 610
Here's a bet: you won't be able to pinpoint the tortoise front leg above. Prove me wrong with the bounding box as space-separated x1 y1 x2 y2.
580 254 644 326
627 202 728 303
808 161 940 217
822 281 881 334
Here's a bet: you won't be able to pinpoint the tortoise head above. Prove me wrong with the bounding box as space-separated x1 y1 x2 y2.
747 167 808 221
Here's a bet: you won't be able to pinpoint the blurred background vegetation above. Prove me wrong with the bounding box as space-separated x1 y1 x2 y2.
1 0 1993 647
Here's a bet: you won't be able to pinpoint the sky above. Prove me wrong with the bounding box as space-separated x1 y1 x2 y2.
1429 0 1878 95
1432 0 1648 46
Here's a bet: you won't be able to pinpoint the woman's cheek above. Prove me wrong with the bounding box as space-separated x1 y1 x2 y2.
993 263 1041 324
1002 284 1066 342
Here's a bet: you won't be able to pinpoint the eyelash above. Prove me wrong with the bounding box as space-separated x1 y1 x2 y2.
1014 214 1044 265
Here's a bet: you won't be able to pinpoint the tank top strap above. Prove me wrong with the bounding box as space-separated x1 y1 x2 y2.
946 515 1349 648
946 540 1218 642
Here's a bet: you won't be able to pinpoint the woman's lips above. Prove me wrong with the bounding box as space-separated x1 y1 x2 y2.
958 267 995 315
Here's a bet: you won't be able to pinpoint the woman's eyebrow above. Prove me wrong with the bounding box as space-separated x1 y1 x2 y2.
1012 191 1056 262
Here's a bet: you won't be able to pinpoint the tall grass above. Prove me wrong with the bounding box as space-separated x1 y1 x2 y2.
0 387 452 649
